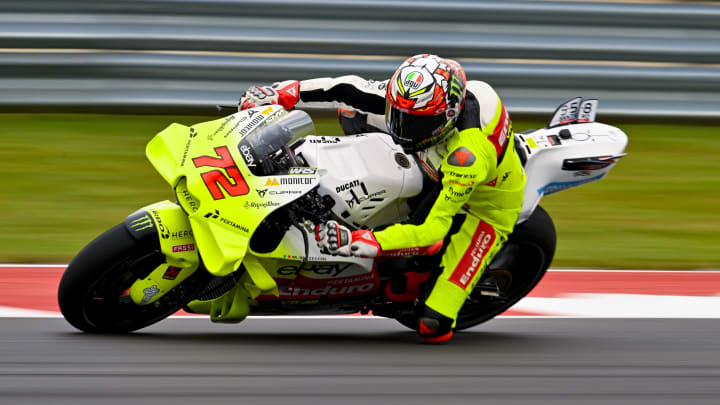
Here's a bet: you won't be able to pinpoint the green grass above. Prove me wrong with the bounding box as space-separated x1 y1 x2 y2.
1 113 718 268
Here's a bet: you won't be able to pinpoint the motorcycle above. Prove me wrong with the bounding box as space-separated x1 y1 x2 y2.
58 97 627 333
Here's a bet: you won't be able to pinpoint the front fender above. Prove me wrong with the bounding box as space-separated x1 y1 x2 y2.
125 201 200 305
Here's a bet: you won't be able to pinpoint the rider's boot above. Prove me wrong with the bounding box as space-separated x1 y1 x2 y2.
418 306 454 343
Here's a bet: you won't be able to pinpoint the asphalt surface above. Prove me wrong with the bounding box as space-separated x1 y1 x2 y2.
0 317 718 405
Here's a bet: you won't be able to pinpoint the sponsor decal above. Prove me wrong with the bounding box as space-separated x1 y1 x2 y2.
128 214 153 232
239 109 270 137
256 188 268 197
178 189 199 213
276 282 375 299
488 106 510 159
162 266 182 280
210 115 236 139
180 137 193 167
450 179 475 187
203 209 249 232
501 171 510 183
574 170 592 177
168 230 193 240
256 271 380 300
282 177 313 185
445 170 477 180
449 221 497 289
172 244 195 253
308 137 341 144
151 210 171 239
277 263 352 277
266 177 314 186
485 177 497 187
404 71 424 89
283 254 328 262
288 167 317 175
345 189 387 208
447 147 476 167
239 144 256 167
447 186 471 199
382 241 443 258
141 285 160 304
335 179 360 193
269 189 302 196
244 201 281 209
538 174 604 195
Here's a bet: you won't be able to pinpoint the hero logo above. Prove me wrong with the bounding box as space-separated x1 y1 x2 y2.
335 179 360 193
239 144 256 167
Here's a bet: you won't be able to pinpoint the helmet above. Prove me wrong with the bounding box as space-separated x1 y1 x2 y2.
385 54 467 153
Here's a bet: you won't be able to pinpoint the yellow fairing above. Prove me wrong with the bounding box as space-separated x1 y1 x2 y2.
128 201 200 306
145 106 314 279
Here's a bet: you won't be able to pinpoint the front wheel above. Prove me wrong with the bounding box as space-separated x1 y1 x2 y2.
58 223 209 333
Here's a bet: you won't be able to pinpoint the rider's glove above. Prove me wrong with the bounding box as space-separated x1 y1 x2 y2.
238 80 300 111
315 220 381 258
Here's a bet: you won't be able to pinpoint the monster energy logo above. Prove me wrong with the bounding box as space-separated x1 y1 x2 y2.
449 74 464 101
129 214 153 232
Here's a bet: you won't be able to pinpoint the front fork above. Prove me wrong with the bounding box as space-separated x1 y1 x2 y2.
125 201 200 306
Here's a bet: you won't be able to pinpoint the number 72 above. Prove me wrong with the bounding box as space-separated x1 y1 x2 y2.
191 146 250 199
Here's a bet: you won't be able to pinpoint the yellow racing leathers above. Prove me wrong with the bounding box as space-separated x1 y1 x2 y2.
293 77 526 327
373 81 526 326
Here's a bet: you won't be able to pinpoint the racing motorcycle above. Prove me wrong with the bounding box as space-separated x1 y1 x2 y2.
58 97 627 333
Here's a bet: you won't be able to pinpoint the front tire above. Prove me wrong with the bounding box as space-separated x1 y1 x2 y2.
58 223 208 333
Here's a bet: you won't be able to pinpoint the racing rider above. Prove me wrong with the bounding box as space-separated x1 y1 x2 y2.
239 54 526 343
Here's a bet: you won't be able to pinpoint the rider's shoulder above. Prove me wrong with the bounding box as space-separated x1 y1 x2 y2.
442 130 494 171
466 80 500 105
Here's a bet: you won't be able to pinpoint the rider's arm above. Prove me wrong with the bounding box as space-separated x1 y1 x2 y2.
296 75 387 115
374 130 496 255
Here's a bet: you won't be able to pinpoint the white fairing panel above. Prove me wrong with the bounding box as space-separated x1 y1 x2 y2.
296 133 424 229
516 122 628 223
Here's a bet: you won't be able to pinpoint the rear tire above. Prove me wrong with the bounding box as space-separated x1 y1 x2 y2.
454 205 556 330
58 223 209 333
394 205 556 332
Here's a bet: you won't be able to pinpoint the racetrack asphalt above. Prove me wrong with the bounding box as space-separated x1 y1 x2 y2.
0 317 718 405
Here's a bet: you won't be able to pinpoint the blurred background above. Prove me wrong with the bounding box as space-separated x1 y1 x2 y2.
0 0 718 268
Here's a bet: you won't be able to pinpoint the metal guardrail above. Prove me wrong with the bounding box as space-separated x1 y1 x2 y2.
1 0 719 117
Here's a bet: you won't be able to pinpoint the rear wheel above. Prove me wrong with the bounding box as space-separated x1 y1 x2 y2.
394 205 556 331
58 223 210 333
455 205 555 330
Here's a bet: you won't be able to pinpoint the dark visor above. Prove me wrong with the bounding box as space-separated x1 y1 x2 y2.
386 103 447 147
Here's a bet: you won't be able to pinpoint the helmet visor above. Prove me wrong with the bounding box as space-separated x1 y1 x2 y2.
386 103 448 148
